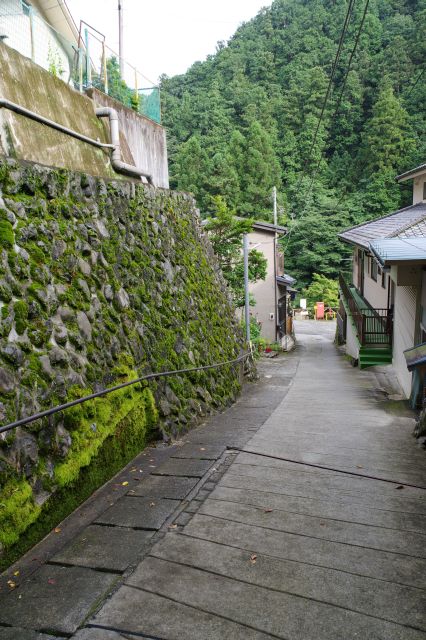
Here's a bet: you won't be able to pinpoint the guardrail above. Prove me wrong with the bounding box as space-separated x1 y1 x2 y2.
338 274 392 346
0 352 251 435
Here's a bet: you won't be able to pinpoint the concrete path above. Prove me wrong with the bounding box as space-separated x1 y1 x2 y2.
1 320 425 639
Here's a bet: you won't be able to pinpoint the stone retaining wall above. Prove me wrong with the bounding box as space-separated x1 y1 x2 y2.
0 158 243 562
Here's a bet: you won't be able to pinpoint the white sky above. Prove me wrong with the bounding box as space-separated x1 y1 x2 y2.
66 0 272 84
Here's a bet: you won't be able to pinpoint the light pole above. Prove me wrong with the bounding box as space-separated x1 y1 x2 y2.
243 234 250 344
273 186 278 342
118 0 124 78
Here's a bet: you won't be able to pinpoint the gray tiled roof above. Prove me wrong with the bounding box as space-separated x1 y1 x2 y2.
338 203 426 249
398 218 426 238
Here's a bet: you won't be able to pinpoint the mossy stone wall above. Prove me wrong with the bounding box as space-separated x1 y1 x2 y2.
0 157 244 566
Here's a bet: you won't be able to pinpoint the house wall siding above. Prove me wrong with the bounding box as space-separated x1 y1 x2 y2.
363 259 389 309
248 229 277 343
412 175 426 204
393 285 417 397
345 314 360 360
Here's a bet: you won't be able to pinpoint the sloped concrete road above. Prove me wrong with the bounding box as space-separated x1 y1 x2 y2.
1 320 425 639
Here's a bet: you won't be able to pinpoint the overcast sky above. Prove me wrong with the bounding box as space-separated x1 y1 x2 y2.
66 0 272 84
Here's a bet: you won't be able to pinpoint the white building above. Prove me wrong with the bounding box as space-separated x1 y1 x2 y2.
338 162 426 398
248 221 296 346
0 0 78 81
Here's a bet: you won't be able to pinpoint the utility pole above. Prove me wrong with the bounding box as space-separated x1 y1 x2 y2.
118 0 124 78
273 186 278 342
243 234 250 344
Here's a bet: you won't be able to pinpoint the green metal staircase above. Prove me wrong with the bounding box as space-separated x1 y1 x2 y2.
339 275 393 369
359 346 393 369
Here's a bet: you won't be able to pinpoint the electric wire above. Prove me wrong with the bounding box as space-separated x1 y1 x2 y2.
302 0 356 172
332 0 370 122
284 0 372 254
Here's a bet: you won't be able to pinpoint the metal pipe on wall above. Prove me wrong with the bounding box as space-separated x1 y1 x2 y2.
0 99 114 150
95 106 153 184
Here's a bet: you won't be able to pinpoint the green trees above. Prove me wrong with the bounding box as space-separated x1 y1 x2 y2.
302 274 340 312
161 0 425 288
204 197 267 307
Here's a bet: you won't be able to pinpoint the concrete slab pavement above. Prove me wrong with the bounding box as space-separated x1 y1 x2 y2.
1 320 425 639
88 320 425 639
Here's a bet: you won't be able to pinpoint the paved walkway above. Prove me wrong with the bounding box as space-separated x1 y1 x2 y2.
1 321 425 639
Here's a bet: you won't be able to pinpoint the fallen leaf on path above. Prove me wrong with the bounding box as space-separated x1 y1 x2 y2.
169 524 178 529
264 508 273 513
13 571 19 576
121 481 129 486
149 502 156 507
130 468 137 472
47 578 56 585
54 527 61 533
128 490 136 494
356 465 363 469
7 580 16 589
250 554 257 565
395 485 404 490
200 448 206 451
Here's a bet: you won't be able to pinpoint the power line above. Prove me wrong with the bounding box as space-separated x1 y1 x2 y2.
284 0 372 254
405 66 425 98
302 0 356 169
332 0 370 121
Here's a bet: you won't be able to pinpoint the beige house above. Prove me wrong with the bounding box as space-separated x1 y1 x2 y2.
338 162 426 398
248 222 296 347
0 0 78 80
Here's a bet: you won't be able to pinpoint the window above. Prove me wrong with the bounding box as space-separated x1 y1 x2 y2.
371 259 378 282
423 181 426 201
381 269 386 289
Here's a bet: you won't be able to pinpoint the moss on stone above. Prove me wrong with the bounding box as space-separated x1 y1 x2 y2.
13 300 29 334
0 478 41 549
0 220 14 248
0 159 245 568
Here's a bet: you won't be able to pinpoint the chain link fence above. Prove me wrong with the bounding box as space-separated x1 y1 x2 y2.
0 0 161 123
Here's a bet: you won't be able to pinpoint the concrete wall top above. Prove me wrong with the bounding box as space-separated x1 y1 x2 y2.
0 42 117 179
87 88 169 189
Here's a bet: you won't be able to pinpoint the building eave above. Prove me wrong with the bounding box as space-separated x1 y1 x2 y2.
395 162 426 183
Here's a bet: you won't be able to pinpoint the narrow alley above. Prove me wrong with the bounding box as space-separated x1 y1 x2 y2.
1 321 425 639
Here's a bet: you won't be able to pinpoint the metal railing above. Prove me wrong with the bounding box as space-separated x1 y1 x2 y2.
0 2 161 123
339 274 392 346
0 352 251 435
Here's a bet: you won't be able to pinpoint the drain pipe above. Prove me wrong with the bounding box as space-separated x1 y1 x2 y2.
0 99 114 150
95 107 153 185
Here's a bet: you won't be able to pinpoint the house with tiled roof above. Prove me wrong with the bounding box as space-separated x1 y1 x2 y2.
337 163 426 398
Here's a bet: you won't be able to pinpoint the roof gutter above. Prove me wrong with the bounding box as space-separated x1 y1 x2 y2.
95 107 153 184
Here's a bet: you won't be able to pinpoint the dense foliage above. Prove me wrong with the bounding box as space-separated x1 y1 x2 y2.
204 197 267 307
161 0 425 287
302 273 340 312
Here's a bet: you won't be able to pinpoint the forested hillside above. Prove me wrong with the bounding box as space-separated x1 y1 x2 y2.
160 0 425 286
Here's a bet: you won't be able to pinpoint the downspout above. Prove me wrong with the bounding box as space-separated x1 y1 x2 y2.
95 107 153 185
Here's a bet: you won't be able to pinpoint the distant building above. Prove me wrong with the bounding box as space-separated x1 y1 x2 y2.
338 162 426 398
248 221 296 347
0 0 79 81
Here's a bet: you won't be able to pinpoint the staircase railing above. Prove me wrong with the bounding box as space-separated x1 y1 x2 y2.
338 274 392 346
